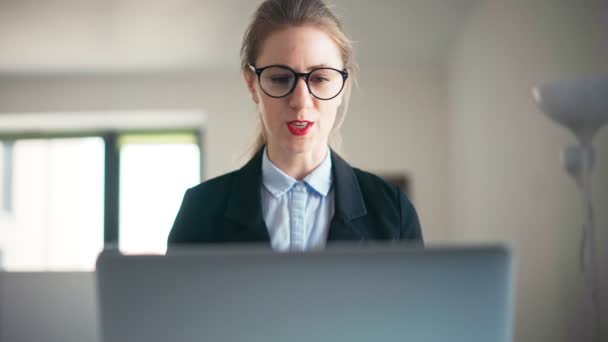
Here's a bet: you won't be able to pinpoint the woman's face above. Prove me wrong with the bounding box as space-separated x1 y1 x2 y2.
245 25 345 158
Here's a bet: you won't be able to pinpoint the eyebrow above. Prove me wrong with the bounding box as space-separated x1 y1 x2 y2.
270 63 343 71
308 63 332 69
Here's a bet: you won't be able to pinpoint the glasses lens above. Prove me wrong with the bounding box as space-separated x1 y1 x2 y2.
259 66 296 97
308 68 344 99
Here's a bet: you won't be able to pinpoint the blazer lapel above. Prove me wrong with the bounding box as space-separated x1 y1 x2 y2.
223 149 271 242
327 150 369 241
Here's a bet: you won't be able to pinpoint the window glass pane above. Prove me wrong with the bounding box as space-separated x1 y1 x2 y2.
0 138 105 271
0 143 5 211
1 141 15 214
0 143 6 266
118 133 200 254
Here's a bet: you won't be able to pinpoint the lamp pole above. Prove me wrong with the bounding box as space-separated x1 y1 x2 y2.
577 141 601 342
533 77 607 342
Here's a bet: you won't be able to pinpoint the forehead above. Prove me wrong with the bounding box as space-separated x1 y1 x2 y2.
256 25 343 70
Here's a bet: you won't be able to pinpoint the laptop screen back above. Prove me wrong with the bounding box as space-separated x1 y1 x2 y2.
96 244 513 342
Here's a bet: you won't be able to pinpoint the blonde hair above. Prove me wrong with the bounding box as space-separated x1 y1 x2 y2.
240 0 354 156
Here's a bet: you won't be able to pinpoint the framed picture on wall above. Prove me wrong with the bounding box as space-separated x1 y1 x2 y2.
376 173 410 198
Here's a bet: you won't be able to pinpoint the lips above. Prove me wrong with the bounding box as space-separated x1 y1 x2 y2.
287 120 314 136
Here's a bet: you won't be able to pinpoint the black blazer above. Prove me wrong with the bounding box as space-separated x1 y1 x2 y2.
168 148 423 245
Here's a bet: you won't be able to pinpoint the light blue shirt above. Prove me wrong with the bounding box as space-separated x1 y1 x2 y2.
261 147 334 252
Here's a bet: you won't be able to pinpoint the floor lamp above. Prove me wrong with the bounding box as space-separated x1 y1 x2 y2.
533 77 607 342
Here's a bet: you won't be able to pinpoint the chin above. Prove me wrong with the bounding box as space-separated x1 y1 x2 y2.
284 142 312 155
276 137 312 153
272 133 325 156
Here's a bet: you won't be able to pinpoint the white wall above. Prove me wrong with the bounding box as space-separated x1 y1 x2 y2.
345 64 449 241
447 0 608 341
0 64 448 241
0 71 254 178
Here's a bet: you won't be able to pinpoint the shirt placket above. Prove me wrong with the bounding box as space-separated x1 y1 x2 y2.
290 182 307 251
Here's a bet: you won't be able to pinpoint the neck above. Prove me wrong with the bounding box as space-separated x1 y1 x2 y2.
266 144 328 180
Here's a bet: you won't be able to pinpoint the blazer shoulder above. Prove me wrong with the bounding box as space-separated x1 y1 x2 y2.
184 170 238 213
168 170 239 244
351 167 422 241
188 170 238 196
352 167 402 202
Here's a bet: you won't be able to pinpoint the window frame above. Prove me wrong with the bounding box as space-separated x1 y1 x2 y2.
0 111 205 249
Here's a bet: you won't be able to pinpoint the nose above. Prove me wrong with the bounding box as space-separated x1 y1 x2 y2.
288 77 313 110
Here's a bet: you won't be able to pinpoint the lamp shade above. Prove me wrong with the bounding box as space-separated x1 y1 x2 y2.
532 77 608 142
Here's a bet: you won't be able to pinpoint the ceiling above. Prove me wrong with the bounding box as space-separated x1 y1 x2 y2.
0 0 480 73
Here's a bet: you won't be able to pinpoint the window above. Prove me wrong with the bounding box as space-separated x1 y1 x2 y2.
118 133 200 255
0 111 204 270
0 137 105 270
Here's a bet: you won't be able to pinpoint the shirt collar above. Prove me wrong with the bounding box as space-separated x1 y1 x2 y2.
303 147 333 197
262 146 333 198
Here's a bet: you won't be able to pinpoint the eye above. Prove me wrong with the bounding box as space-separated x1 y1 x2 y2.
310 75 330 84
270 75 292 84
310 69 337 85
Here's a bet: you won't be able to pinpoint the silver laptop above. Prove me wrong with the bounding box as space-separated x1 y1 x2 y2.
96 244 514 342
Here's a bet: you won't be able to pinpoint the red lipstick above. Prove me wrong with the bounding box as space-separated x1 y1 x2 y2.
287 120 314 136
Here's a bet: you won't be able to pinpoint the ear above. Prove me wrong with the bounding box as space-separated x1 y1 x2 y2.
242 68 260 104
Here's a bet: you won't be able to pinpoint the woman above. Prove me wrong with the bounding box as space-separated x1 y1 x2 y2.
168 0 423 251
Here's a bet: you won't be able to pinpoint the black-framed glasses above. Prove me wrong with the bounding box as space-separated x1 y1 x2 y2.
248 64 349 100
